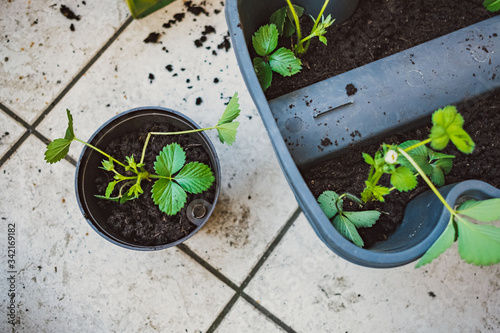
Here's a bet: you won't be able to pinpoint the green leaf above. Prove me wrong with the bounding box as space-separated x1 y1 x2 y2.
217 93 240 125
397 140 432 174
269 7 287 35
175 162 215 194
333 214 364 247
151 179 187 215
390 166 417 192
269 47 302 77
429 167 445 187
362 153 374 165
63 109 75 141
154 143 186 177
283 5 304 37
429 105 475 153
456 217 500 265
343 210 380 228
125 155 136 166
361 183 390 203
127 183 143 198
216 122 239 146
101 159 114 171
44 138 73 164
252 24 278 57
310 14 335 41
317 191 340 219
286 5 304 21
372 186 390 202
484 0 500 12
253 57 273 91
105 181 118 198
428 150 455 162
44 109 76 164
415 218 456 268
432 157 453 175
457 199 500 222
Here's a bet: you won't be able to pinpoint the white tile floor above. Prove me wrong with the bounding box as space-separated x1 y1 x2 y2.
1 1 499 332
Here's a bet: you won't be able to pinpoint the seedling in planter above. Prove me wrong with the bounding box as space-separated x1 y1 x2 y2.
360 106 474 203
318 105 500 267
483 0 500 12
45 93 241 215
318 191 380 247
252 24 302 91
252 0 335 90
282 0 335 55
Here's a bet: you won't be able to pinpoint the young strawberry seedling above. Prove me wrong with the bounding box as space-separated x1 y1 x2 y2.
318 191 380 247
318 106 500 267
45 93 241 216
252 0 335 90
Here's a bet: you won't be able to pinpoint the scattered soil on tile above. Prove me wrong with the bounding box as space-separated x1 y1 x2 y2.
265 0 497 99
95 123 216 246
144 32 160 43
302 92 500 248
185 0 208 16
60 5 80 21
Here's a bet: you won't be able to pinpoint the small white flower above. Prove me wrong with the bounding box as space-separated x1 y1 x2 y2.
384 150 398 164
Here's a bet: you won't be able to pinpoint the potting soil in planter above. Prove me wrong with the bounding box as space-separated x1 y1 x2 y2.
95 123 216 246
266 0 497 99
302 92 500 248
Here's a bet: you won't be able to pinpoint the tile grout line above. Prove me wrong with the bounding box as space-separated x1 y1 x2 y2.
0 15 134 169
176 243 240 291
192 207 302 333
241 292 298 333
240 207 301 290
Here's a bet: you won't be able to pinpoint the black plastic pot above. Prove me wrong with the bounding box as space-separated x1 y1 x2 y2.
75 107 221 250
226 0 500 267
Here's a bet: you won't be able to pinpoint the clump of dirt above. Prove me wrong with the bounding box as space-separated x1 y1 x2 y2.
144 32 160 43
60 5 80 20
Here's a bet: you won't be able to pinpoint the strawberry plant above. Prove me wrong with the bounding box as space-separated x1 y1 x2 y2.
45 93 241 216
252 0 335 91
318 106 500 267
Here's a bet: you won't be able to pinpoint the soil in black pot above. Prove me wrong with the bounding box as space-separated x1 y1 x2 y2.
265 0 497 99
302 92 500 248
95 123 216 246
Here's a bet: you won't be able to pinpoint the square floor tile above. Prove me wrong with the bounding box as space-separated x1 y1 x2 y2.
215 298 286 333
0 111 25 160
0 0 130 123
0 136 234 332
245 214 500 332
37 0 299 285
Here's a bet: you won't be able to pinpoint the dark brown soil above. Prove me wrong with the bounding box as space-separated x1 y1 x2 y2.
302 92 500 248
265 0 497 99
95 123 216 246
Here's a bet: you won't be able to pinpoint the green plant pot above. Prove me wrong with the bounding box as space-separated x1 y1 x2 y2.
126 0 176 19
